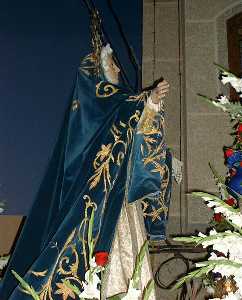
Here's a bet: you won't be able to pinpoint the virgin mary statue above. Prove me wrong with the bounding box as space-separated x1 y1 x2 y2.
0 11 173 300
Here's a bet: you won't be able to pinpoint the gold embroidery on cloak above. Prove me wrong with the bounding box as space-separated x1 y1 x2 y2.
96 81 119 98
136 105 170 222
29 110 141 300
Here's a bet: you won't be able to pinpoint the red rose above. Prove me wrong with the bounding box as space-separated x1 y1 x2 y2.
225 197 235 206
213 213 223 222
237 124 242 133
224 148 234 158
95 252 109 266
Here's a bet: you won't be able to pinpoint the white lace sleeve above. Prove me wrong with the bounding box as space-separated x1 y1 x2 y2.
146 96 162 112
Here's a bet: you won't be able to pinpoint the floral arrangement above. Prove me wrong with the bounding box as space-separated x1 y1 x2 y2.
11 202 154 300
173 66 242 299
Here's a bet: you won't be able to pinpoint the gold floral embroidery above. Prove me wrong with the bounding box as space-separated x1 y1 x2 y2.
28 109 142 299
88 111 141 193
55 282 76 300
137 104 170 222
31 270 48 277
96 81 119 98
127 90 150 102
137 106 163 136
30 196 97 300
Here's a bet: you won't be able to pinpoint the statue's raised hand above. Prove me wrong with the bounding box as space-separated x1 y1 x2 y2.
150 80 170 104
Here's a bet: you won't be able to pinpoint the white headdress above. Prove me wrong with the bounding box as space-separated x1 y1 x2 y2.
100 44 113 71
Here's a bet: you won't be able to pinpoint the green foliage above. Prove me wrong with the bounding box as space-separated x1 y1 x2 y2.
142 279 155 300
198 94 242 120
172 264 215 290
132 241 148 288
11 270 40 300
174 231 241 246
88 206 95 262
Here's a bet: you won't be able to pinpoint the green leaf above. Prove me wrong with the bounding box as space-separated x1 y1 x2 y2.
143 279 155 300
132 241 148 288
11 270 40 300
174 231 242 247
213 63 237 77
107 295 122 300
209 162 226 185
192 191 240 213
88 206 95 260
172 264 215 290
198 94 242 119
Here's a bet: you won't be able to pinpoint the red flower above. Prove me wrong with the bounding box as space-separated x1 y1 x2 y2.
237 124 242 134
225 197 235 206
224 148 234 158
240 161 242 167
215 250 226 257
213 213 223 222
95 252 109 266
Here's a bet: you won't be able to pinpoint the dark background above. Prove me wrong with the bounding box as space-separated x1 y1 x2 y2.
0 0 142 214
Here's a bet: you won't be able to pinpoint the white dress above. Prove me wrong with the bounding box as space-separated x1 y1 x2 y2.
101 98 160 300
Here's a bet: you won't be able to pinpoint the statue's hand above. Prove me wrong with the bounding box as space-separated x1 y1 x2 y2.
150 80 170 104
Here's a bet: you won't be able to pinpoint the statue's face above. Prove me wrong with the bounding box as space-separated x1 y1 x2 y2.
104 55 120 85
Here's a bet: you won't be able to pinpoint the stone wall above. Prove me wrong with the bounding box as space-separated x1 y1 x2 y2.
143 0 242 235
143 1 242 299
185 0 242 232
143 0 185 235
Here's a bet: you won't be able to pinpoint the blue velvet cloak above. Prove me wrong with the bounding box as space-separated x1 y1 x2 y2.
0 60 172 299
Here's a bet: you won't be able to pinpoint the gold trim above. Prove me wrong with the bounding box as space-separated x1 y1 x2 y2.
96 81 119 98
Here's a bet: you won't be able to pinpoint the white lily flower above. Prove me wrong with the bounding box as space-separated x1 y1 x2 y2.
207 200 216 208
79 281 100 299
198 232 207 238
79 272 101 300
84 270 101 286
213 264 239 278
196 262 208 267
89 257 97 269
221 75 242 93
210 229 217 236
217 95 230 105
122 280 142 300
229 214 242 228
221 75 236 85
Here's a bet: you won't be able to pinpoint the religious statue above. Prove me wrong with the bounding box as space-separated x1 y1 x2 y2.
0 10 175 300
